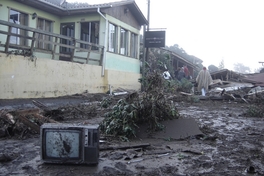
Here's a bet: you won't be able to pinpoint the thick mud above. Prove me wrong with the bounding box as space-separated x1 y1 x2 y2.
1 98 264 176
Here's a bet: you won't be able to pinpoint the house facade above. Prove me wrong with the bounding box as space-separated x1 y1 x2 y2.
0 0 147 99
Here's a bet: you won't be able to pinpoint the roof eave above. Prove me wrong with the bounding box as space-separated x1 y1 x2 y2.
13 0 148 25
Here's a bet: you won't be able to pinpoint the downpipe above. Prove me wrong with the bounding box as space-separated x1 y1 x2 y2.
97 8 108 77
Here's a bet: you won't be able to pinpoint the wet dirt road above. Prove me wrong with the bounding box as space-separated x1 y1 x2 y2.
1 100 264 176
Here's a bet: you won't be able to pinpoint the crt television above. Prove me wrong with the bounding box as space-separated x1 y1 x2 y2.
40 123 99 165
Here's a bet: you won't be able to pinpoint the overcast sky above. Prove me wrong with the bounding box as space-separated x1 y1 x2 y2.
67 0 264 72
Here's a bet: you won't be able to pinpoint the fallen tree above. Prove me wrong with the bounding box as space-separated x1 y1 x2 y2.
99 71 180 140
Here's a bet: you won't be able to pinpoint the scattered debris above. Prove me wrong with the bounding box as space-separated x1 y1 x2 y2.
100 143 150 151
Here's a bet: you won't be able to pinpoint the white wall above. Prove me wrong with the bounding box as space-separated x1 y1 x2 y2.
0 53 142 99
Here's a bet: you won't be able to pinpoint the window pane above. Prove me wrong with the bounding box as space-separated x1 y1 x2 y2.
80 21 100 50
9 9 28 45
130 33 138 58
108 23 116 53
37 18 52 50
61 23 74 53
120 28 127 55
80 22 89 49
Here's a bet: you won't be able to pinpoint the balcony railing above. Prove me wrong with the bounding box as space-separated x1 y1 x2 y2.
0 19 104 65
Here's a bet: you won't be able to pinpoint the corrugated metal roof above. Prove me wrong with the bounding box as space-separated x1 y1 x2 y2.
43 0 133 9
13 0 148 25
242 73 264 86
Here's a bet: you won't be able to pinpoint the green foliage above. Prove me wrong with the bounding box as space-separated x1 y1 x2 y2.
244 93 264 117
244 105 264 117
100 98 139 138
187 96 200 103
175 78 193 93
100 97 112 108
100 72 181 139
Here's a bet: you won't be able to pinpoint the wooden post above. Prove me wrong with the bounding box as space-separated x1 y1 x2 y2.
52 37 58 60
5 26 12 53
86 45 92 64
70 38 76 62
30 32 36 55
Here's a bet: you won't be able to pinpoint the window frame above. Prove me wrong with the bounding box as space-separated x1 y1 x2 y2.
80 21 100 50
9 9 28 46
130 32 138 58
36 17 53 50
108 23 117 53
119 27 128 56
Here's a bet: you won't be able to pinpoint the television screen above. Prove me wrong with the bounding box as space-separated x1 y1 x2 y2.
43 129 81 160
40 123 99 164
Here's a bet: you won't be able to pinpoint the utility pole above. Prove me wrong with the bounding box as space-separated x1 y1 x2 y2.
142 0 150 91
145 0 150 62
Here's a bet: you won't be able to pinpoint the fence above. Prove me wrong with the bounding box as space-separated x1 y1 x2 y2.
0 19 104 65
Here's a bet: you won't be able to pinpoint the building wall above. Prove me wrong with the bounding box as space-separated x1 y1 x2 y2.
104 14 141 72
0 0 61 44
0 53 141 99
104 69 141 92
105 52 140 73
102 5 141 30
0 1 143 99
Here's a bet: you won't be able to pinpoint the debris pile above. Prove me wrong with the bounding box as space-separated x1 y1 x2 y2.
0 108 56 139
206 69 264 117
0 99 101 139
100 71 181 140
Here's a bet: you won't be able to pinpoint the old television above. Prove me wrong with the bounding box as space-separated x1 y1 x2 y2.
40 123 99 165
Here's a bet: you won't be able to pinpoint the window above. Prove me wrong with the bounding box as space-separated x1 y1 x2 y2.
9 9 28 45
120 28 128 55
130 33 138 58
37 18 53 50
108 23 117 53
60 23 75 53
80 21 99 49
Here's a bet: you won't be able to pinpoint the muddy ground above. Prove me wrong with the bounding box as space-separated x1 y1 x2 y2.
0 94 264 176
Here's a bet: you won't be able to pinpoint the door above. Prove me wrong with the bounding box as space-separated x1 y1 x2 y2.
60 23 75 61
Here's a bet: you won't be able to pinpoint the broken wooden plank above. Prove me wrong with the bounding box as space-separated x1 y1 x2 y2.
32 113 58 123
241 98 249 104
18 115 40 133
32 100 50 111
180 92 192 96
15 109 40 116
113 92 128 96
100 143 150 151
223 93 236 100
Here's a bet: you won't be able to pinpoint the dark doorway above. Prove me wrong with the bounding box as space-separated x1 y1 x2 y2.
60 23 75 61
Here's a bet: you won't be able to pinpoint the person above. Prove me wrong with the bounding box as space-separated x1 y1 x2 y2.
178 67 185 81
196 67 213 96
183 65 190 79
174 67 181 80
